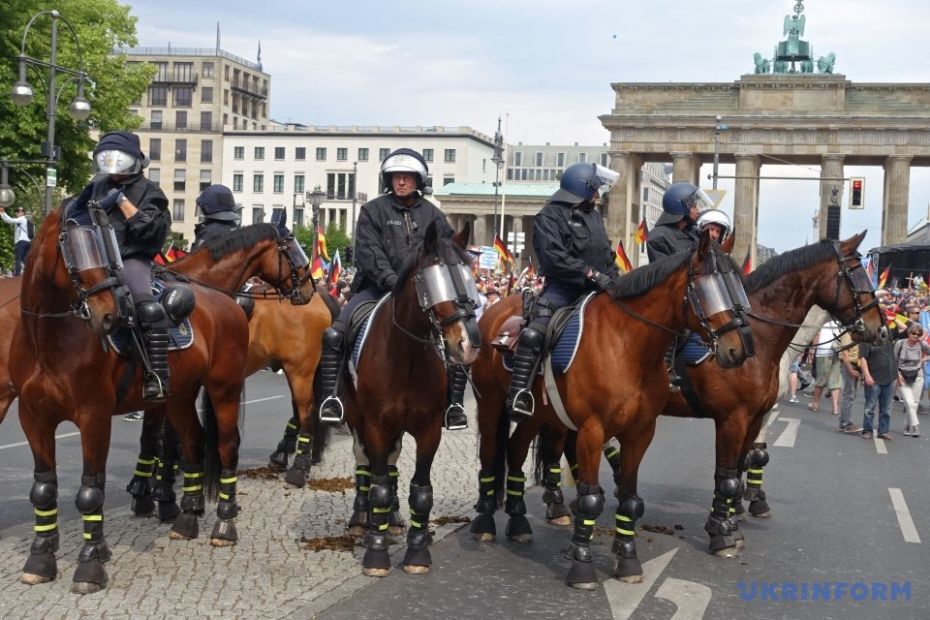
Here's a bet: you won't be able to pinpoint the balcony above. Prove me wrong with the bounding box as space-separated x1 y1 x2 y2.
152 72 199 85
230 78 268 99
134 120 222 133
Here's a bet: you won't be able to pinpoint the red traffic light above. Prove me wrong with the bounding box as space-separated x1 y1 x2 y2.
852 180 863 191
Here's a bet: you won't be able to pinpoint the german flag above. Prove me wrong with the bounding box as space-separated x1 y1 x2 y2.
493 234 514 265
615 240 633 273
741 250 752 276
310 254 325 280
328 250 342 286
878 265 891 289
634 218 649 246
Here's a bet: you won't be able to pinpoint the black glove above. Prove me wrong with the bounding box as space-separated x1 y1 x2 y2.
384 273 399 290
71 182 95 213
588 270 613 291
97 188 125 212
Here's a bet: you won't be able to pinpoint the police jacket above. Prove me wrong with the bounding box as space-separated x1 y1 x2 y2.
646 222 699 262
352 193 453 292
533 199 618 290
191 219 239 251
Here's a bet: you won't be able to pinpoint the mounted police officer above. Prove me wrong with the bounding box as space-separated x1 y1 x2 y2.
316 148 471 431
507 162 620 420
646 182 712 262
71 130 171 400
191 184 241 250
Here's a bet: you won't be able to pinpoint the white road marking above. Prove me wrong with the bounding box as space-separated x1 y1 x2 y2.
766 411 779 436
241 395 286 405
874 435 888 455
772 417 800 447
605 548 678 620
888 487 922 543
655 577 713 620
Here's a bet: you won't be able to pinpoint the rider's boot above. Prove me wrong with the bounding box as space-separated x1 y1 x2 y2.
138 301 170 402
444 365 469 431
317 327 346 424
506 327 544 422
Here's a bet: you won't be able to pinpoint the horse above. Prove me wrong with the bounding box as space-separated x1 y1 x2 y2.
0 276 21 426
332 221 480 577
122 225 319 519
10 209 309 594
470 230 754 590
557 234 885 558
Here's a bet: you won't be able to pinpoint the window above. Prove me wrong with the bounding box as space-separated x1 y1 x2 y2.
252 207 264 223
379 148 390 161
578 152 588 163
254 146 265 160
149 85 167 106
224 89 229 105
422 148 434 162
643 187 650 202
425 175 433 189
542 169 549 181
253 174 264 193
148 168 160 185
443 176 455 186
326 172 356 200
528 170 535 181
273 174 284 193
173 86 192 107
233 146 244 160
337 147 348 161
294 208 304 229
172 199 185 222
444 149 456 163
601 153 609 166
175 110 187 129
557 152 565 167
200 139 213 163
295 147 306 160
154 62 169 81
174 139 187 162
198 111 212 130
316 147 327 161
201 86 213 103
174 62 193 82
273 146 285 160
202 62 214 78
224 65 230 80
150 110 163 130
535 152 543 167
358 147 369 162
199 170 211 192
521 169 528 180
173 169 185 192
294 174 305 194
149 138 162 161
233 173 243 192
506 169 513 180
514 152 523 166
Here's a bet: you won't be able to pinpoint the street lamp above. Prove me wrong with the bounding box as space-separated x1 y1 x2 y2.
351 161 358 239
491 116 504 242
0 164 15 208
712 115 729 190
307 185 325 256
11 10 91 215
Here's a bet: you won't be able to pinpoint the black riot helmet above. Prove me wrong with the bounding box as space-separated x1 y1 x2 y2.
381 148 431 193
196 184 241 223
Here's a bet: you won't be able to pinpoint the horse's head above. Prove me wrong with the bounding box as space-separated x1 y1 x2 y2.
685 229 754 368
824 231 886 343
267 227 315 304
399 221 481 365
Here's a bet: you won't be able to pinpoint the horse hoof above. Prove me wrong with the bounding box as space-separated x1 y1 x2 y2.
20 572 54 585
469 513 496 541
362 547 391 575
472 532 495 542
388 525 405 536
347 525 367 538
614 556 643 581
158 502 181 523
749 501 772 518
71 580 105 595
548 515 572 527
169 513 199 540
403 564 430 575
567 558 599 589
268 450 289 470
618 574 644 584
362 567 390 578
210 518 238 546
570 580 599 591
131 496 155 517
72 560 107 594
283 468 307 488
713 546 739 558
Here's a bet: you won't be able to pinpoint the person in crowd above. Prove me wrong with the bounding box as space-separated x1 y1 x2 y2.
893 323 930 437
0 206 32 276
808 319 842 415
859 337 897 440
836 330 863 433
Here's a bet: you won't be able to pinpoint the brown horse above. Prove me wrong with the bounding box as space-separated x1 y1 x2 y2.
11 211 307 594
0 276 20 426
471 231 754 590
334 222 480 577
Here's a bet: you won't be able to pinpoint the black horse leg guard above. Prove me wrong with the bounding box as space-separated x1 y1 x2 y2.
705 466 742 556
23 471 59 581
72 473 110 593
137 301 170 401
210 469 238 544
284 431 313 488
153 433 181 523
504 470 533 541
612 494 645 581
404 483 434 570
348 466 371 533
542 463 571 522
507 327 544 420
744 442 771 517
444 365 469 430
363 475 394 573
170 466 205 540
387 465 405 531
566 483 604 589
269 416 299 469
126 455 156 517
317 327 346 424
470 469 497 539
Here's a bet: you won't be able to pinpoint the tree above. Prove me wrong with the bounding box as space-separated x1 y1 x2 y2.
325 221 351 261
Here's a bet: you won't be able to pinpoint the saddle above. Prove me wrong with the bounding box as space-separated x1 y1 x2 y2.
106 280 197 356
347 294 392 385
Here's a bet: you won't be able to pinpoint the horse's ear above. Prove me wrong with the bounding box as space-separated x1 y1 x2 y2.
841 230 867 253
424 221 439 253
721 228 736 254
452 221 471 249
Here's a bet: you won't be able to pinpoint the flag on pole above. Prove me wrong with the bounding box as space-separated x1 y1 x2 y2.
493 234 514 265
316 225 330 261
741 250 752 276
878 265 891 289
310 254 325 280
615 240 633 273
864 257 875 286
634 218 649 247
328 250 342 286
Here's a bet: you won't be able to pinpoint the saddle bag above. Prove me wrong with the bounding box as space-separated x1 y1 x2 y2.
492 315 525 355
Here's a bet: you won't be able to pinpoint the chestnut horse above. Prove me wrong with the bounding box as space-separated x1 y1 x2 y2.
471 231 754 590
333 222 480 577
0 276 20 426
11 210 308 593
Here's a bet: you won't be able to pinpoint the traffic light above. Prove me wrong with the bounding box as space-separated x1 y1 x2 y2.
849 177 864 209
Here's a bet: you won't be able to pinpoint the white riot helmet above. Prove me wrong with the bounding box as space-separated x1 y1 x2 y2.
696 209 731 241
381 148 430 192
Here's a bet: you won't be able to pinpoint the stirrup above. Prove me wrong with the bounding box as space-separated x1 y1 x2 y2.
319 395 345 425
142 373 167 402
509 389 535 421
444 403 468 431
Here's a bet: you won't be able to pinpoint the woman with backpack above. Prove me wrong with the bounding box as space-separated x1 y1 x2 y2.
893 324 930 437
0 205 32 276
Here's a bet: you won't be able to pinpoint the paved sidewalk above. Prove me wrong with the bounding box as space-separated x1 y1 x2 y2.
0 427 481 619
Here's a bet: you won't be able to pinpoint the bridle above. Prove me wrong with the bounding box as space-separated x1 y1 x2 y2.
685 245 755 358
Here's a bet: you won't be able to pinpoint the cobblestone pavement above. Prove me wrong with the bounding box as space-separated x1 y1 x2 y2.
0 426 481 619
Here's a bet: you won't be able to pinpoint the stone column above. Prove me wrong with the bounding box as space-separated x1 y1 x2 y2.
732 154 760 267
818 154 845 240
510 215 523 268
605 151 643 265
522 215 537 271
473 213 489 247
670 151 701 187
882 155 912 246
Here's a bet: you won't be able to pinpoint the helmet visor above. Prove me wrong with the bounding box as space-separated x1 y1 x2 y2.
594 165 620 195
684 188 715 211
94 150 141 175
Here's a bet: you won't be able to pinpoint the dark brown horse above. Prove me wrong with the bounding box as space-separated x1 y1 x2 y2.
11 211 306 594
334 222 480 577
471 231 754 590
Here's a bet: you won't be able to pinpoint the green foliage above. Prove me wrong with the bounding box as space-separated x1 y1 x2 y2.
165 230 188 251
0 220 13 273
325 221 351 260
0 0 153 201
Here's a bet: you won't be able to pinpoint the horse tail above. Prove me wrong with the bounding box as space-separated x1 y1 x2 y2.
533 424 552 486
199 390 222 501
310 417 331 465
491 401 509 509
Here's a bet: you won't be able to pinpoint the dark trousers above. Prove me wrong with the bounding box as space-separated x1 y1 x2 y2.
333 285 385 333
123 257 155 305
13 240 30 276
528 282 585 332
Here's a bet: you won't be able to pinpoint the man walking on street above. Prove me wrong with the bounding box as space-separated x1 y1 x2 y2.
837 331 863 433
859 338 896 440
0 206 32 275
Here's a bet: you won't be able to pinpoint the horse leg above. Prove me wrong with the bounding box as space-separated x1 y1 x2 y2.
470 393 508 542
565 423 606 591
612 424 655 585
360 424 394 577
126 408 162 517
168 398 206 541
387 442 405 535
269 414 298 470
207 385 244 547
541 426 572 526
403 425 442 574
503 418 544 542
347 435 371 537
742 412 772 519
71 414 115 595
18 404 60 584
285 369 317 486
705 413 749 558
153 420 182 523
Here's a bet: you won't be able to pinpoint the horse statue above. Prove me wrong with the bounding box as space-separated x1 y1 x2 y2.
10 207 309 594
471 231 754 590
327 221 480 577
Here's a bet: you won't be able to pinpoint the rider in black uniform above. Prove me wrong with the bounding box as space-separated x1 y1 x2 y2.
191 184 241 250
507 162 620 420
315 148 470 430
645 182 708 262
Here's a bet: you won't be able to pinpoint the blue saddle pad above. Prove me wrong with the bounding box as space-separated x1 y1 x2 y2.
679 333 710 365
348 294 392 382
107 280 194 356
502 292 595 376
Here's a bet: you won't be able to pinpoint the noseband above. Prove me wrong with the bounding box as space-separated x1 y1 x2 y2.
686 246 755 358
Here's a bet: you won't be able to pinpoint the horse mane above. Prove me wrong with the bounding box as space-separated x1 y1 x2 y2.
607 250 691 300
204 223 280 262
745 239 836 293
393 234 470 292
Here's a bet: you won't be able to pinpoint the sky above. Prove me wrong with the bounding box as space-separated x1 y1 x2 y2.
122 0 930 254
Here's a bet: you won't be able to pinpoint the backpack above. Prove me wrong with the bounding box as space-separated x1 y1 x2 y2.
26 220 34 240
